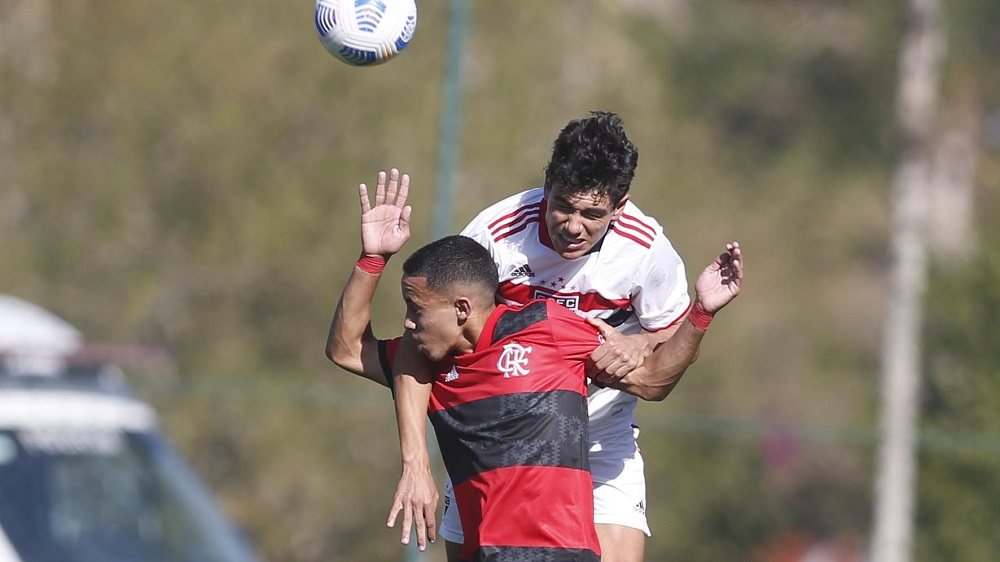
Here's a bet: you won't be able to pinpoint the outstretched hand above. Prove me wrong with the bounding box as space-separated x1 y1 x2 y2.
694 241 743 314
359 168 412 258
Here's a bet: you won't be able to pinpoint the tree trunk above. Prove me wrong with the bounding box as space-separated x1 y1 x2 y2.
870 0 945 560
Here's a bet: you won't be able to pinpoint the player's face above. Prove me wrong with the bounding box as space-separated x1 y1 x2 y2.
543 183 627 260
401 275 463 363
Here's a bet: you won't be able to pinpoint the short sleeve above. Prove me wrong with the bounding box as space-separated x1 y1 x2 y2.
632 234 691 331
378 337 402 396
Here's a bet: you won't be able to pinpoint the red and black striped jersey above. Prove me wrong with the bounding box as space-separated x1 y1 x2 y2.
382 299 603 562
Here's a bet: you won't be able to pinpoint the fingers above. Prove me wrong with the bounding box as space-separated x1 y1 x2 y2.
585 316 614 341
396 172 410 208
726 241 743 281
400 205 413 231
362 169 409 209
375 170 387 206
400 502 413 545
386 499 402 529
728 241 742 268
385 168 399 204
413 509 427 551
359 183 371 214
425 506 437 545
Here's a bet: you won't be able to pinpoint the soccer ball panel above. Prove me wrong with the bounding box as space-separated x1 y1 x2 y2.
315 0 417 67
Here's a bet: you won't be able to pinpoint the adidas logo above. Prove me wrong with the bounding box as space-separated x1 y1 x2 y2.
510 264 535 278
444 366 459 383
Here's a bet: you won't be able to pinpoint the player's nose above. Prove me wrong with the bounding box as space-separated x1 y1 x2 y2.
565 214 584 235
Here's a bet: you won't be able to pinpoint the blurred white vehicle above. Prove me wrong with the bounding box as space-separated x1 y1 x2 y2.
0 295 259 562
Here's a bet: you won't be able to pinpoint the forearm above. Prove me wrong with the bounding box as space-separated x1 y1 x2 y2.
611 319 704 401
396 374 433 469
325 263 382 377
394 333 434 469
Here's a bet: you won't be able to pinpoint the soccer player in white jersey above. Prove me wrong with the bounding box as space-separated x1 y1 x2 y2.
337 111 737 562
415 111 692 562
325 160 743 562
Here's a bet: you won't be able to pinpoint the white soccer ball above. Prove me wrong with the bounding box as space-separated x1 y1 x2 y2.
314 0 417 67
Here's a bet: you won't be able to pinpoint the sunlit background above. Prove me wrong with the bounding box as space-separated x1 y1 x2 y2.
2 0 999 560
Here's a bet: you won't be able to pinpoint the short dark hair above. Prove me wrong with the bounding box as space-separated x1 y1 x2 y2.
402 235 499 300
544 111 638 207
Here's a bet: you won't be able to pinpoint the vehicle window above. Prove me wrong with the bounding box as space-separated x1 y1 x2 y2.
0 430 256 562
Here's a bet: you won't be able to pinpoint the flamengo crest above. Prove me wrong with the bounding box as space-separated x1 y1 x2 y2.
497 342 532 378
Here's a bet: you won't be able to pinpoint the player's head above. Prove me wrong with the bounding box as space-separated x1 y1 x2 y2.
543 111 638 260
401 235 500 361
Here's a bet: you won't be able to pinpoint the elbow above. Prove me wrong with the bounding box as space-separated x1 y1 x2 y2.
642 375 683 402
325 340 346 366
325 339 355 371
645 389 670 402
641 384 674 402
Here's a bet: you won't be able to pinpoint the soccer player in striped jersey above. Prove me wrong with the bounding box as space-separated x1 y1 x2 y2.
326 153 743 560
439 112 695 562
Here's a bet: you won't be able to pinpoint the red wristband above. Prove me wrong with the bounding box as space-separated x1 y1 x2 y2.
357 252 388 275
688 302 714 330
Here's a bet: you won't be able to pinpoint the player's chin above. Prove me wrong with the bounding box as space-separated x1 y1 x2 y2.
557 247 590 260
553 235 591 259
416 343 441 363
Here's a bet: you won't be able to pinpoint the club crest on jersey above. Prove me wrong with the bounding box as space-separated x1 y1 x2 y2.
496 342 532 378
533 289 579 310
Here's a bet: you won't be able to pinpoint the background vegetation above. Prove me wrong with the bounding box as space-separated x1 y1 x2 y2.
2 0 998 560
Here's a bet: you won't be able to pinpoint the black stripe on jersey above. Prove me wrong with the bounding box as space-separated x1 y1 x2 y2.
604 306 634 328
377 339 395 398
430 390 590 487
491 300 548 344
471 545 600 562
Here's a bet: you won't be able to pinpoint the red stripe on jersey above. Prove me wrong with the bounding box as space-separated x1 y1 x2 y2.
611 224 653 248
428 301 597 411
537 200 555 250
498 281 632 314
617 212 656 240
641 300 692 332
455 465 600 559
496 280 534 304
428 350 590 413
488 202 542 238
494 217 535 242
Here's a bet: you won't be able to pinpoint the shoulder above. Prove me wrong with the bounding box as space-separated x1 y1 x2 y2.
491 299 578 338
609 200 665 250
460 188 545 239
492 300 597 350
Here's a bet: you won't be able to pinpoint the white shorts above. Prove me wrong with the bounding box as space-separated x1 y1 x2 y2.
438 446 650 544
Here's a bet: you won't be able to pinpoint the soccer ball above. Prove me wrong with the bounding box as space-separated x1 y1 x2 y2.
315 0 418 67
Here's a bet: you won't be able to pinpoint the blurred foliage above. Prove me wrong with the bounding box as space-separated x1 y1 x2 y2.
2 0 999 561
918 250 1000 562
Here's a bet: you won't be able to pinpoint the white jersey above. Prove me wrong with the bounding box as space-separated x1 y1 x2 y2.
460 187 690 463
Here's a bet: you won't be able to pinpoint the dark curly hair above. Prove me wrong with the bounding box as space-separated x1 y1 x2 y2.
544 111 638 206
402 235 499 300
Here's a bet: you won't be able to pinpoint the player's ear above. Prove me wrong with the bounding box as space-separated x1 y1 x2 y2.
611 194 630 221
455 297 472 321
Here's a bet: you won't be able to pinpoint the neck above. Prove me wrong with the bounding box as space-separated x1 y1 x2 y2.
455 304 496 355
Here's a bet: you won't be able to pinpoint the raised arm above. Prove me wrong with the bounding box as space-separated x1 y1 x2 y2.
325 169 411 385
591 241 744 400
